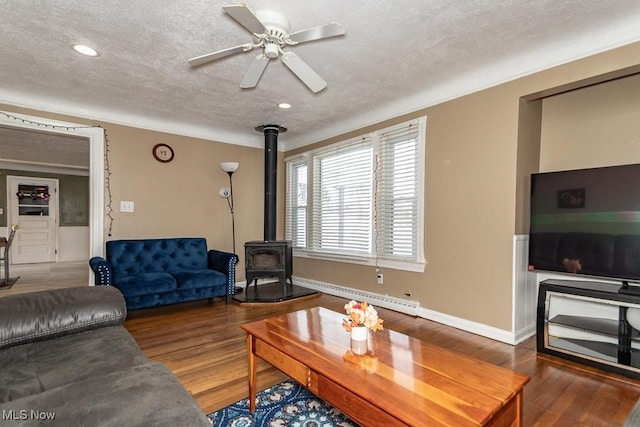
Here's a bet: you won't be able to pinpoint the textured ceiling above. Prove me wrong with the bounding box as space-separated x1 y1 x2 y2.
0 126 89 168
1 1 640 150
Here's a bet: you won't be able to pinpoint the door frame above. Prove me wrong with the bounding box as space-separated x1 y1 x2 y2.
0 111 105 264
7 176 60 263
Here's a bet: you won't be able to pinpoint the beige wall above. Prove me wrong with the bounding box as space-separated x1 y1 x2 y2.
290 85 521 329
0 105 273 281
540 73 640 172
514 98 542 234
287 41 640 331
2 41 640 332
103 123 268 250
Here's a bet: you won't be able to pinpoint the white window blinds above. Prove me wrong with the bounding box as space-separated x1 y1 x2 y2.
375 123 420 259
285 160 308 248
285 117 425 271
312 138 373 255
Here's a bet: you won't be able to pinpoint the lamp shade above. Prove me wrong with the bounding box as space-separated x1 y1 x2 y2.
220 162 239 173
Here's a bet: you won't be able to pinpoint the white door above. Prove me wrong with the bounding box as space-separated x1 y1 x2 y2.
7 176 58 264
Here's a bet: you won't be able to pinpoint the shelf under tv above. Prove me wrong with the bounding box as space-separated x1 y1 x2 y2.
537 279 640 378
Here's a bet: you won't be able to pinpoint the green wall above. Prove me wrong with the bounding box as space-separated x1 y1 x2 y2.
0 169 89 227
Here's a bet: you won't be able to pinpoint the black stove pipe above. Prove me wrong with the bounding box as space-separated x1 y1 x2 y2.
255 124 287 242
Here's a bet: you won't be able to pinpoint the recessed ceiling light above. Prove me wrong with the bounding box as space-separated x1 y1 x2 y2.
72 44 99 57
278 103 292 109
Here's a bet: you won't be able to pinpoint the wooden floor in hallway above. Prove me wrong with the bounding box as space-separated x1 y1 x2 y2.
0 260 90 297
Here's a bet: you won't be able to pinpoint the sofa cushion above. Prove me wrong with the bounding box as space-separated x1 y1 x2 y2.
0 286 126 350
116 272 177 297
106 238 208 281
172 269 227 289
0 362 210 427
0 326 148 403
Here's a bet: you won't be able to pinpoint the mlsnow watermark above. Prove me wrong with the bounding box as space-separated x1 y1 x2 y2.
2 410 56 421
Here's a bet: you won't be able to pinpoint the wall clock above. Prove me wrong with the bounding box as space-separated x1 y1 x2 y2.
152 143 174 163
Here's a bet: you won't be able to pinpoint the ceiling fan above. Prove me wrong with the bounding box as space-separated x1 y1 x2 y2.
189 3 345 93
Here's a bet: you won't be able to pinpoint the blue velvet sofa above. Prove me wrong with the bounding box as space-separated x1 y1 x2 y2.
89 237 238 310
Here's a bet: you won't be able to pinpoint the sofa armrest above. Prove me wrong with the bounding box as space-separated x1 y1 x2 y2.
90 256 114 285
207 249 239 295
0 286 126 350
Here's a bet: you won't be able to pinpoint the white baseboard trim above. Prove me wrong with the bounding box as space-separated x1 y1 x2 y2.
294 276 519 345
415 306 518 345
514 324 537 345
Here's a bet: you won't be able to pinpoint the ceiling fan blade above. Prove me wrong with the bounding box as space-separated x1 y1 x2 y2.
223 4 267 35
240 54 270 88
289 22 345 43
189 43 254 67
281 52 327 93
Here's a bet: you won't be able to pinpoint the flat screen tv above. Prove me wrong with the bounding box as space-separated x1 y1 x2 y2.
528 163 640 284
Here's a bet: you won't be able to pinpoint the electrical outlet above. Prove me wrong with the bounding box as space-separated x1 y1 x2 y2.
120 201 135 212
377 273 384 284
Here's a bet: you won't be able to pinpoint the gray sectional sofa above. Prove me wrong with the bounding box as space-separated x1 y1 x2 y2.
0 286 210 426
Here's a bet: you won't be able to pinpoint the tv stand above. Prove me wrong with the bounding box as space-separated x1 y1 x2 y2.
619 285 640 296
537 279 640 378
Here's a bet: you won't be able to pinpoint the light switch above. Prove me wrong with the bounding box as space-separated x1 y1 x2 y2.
120 201 135 212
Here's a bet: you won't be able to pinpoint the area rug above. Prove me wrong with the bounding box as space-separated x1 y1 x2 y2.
207 379 359 427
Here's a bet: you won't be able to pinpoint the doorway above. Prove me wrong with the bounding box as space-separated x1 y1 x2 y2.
0 111 105 274
7 176 59 264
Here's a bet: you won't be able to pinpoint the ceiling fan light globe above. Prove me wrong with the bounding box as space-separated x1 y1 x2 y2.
264 43 280 58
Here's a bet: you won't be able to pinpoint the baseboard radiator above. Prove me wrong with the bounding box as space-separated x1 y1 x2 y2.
293 235 537 346
293 276 420 316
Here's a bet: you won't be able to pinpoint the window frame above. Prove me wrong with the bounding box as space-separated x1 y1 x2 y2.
285 117 426 273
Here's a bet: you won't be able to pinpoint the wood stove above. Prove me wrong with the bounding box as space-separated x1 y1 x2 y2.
244 124 293 289
236 124 316 303
245 240 292 288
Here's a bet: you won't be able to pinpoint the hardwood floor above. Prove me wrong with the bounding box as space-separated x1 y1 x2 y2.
3 262 640 425
125 295 640 426
0 260 90 296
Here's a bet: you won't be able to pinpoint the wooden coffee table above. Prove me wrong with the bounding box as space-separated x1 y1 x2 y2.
241 307 530 426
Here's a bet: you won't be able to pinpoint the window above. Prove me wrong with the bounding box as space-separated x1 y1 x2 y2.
287 160 308 248
285 117 425 272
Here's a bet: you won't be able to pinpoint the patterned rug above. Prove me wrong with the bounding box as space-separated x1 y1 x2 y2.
207 379 359 427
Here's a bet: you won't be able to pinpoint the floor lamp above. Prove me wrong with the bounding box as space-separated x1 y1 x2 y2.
220 161 240 295
219 162 239 255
